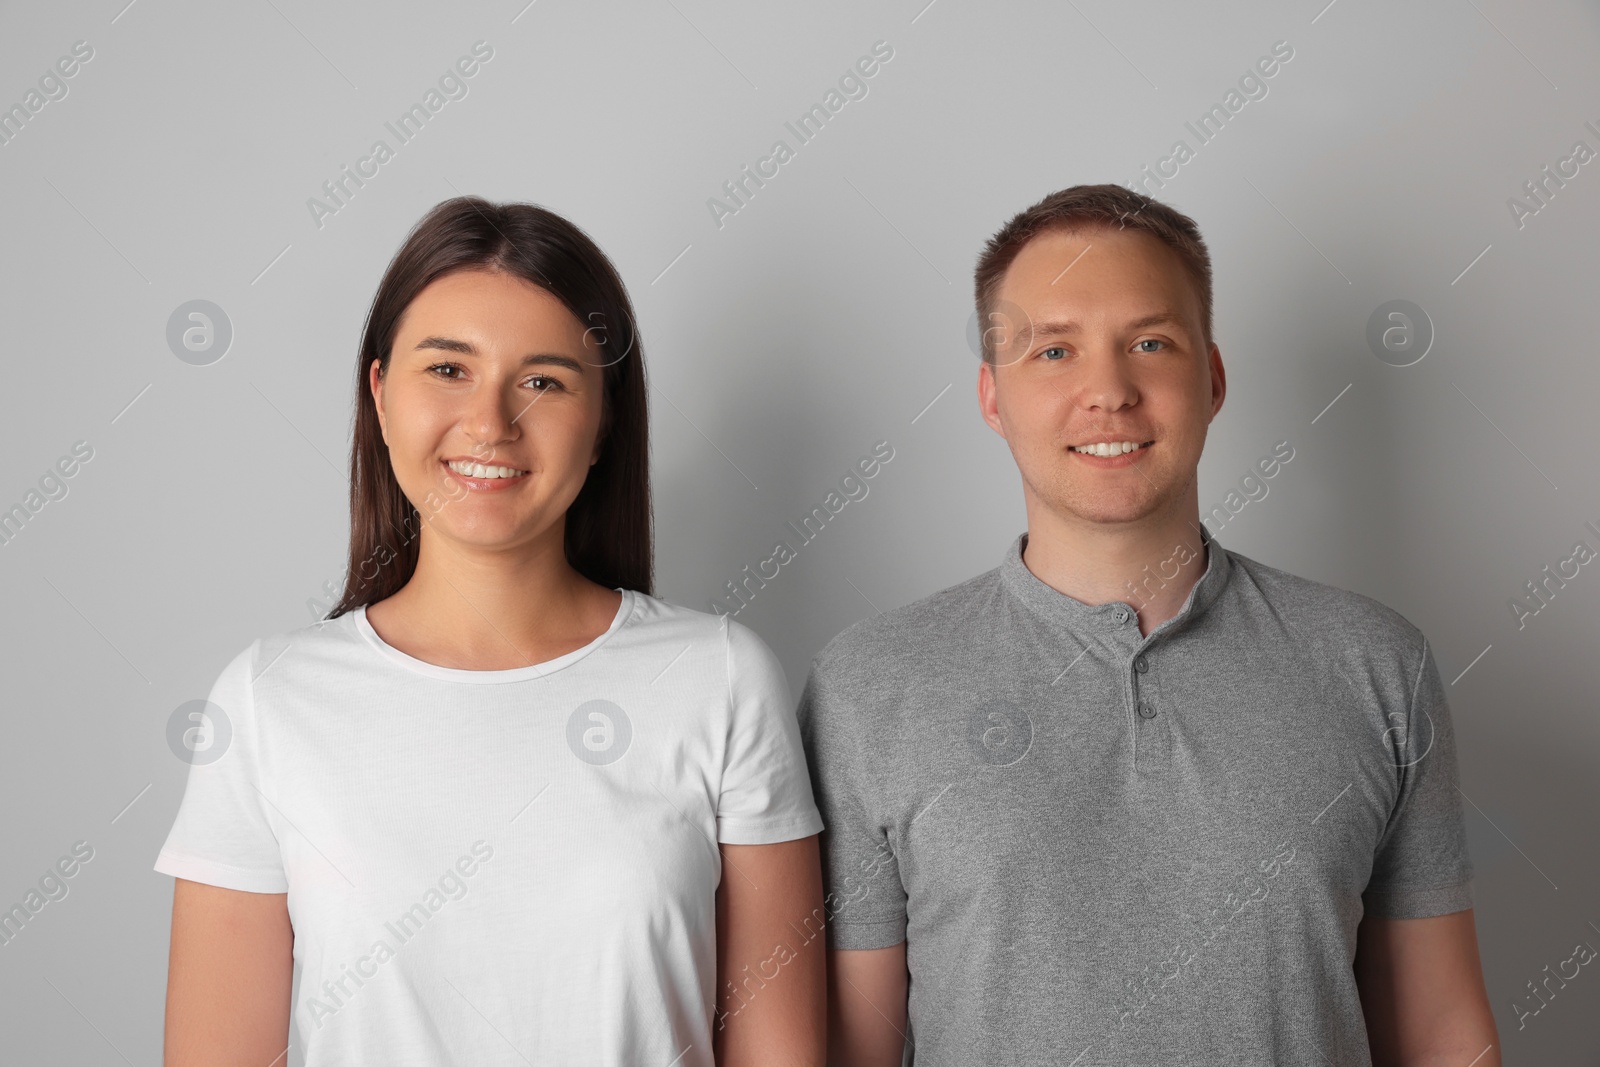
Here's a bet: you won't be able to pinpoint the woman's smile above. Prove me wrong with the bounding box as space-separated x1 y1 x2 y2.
441 456 531 491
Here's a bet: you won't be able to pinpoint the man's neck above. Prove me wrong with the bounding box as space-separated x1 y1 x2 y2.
1020 502 1210 637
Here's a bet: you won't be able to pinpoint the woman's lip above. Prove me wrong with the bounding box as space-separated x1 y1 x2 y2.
441 459 530 490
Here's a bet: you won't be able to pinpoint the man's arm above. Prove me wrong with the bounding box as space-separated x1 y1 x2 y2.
827 945 909 1067
1354 908 1500 1067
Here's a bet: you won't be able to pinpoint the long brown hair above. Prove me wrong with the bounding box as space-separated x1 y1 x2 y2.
326 196 653 620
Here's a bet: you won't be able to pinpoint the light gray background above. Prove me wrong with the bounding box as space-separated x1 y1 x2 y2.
2 0 1597 1062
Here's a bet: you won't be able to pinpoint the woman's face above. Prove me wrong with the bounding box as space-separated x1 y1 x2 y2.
370 268 608 555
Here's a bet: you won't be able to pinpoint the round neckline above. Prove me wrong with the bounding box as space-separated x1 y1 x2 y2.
353 589 635 684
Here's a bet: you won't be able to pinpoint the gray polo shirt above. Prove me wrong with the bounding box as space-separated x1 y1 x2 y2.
796 531 1474 1066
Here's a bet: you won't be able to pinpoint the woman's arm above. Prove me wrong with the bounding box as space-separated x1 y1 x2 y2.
164 878 294 1067
714 835 826 1067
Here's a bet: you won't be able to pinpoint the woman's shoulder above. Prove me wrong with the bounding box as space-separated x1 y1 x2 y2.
619 591 780 662
219 610 366 695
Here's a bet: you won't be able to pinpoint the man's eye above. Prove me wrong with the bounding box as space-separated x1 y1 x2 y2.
1040 346 1067 361
1136 339 1165 352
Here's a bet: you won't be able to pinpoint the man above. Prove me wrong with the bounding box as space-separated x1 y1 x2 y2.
796 184 1499 1065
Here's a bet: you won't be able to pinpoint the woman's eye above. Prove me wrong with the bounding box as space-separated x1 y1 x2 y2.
426 364 565 392
1136 339 1165 353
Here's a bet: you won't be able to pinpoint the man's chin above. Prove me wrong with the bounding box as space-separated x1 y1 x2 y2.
1048 494 1168 529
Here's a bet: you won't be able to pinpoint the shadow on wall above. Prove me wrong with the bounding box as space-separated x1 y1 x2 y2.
1459 715 1600 1058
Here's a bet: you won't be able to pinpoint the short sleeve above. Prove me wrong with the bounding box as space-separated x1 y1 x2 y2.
794 648 909 950
1362 636 1475 918
153 641 289 893
715 619 825 846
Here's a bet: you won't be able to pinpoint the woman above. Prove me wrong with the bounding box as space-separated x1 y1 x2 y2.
155 197 827 1065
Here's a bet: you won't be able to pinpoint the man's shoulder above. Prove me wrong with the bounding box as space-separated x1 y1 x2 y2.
1225 548 1427 655
812 565 1003 678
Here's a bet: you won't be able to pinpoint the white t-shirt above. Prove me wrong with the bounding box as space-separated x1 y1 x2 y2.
154 589 823 1066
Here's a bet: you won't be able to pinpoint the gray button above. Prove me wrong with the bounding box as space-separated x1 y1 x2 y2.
1113 608 1130 624
1134 656 1149 673
1137 702 1157 719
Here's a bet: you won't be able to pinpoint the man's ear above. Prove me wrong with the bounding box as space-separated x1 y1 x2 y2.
368 358 388 445
977 359 1007 438
1207 342 1227 421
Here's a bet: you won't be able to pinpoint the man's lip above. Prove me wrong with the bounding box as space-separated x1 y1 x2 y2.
1068 438 1155 449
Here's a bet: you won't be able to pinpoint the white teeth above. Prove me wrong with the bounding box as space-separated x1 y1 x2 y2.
447 460 527 479
1072 441 1143 456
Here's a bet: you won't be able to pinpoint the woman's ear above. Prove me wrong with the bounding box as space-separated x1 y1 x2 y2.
369 358 388 445
589 390 613 468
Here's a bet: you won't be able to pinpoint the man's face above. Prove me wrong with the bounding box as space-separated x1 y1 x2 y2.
370 268 608 553
978 224 1225 530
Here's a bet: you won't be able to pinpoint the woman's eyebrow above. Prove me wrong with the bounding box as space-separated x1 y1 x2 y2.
413 336 585 372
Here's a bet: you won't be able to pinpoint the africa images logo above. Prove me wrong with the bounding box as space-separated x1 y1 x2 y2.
166 699 232 765
967 699 1033 766
566 700 632 765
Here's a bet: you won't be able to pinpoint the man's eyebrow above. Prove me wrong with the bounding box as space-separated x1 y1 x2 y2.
412 336 585 372
1026 312 1188 336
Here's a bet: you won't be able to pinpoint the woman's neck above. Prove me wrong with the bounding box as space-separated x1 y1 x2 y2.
364 527 622 671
